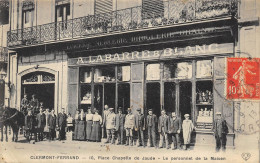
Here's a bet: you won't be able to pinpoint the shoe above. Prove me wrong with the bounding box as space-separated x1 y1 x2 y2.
117 142 121 145
172 148 177 150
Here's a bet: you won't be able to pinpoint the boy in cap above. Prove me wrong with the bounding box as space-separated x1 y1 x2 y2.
146 109 157 148
116 107 125 145
105 108 116 144
134 108 146 147
124 108 135 146
213 112 228 152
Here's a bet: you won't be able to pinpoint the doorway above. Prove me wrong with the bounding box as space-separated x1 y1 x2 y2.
22 84 55 109
118 83 130 114
164 82 176 116
146 83 161 117
179 81 192 120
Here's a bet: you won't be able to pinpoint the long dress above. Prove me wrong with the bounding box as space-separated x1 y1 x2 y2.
77 113 86 140
73 114 79 140
85 113 93 140
182 119 194 144
91 114 102 142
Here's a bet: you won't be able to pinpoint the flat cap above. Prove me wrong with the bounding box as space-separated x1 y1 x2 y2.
184 114 190 117
136 108 141 111
216 112 222 115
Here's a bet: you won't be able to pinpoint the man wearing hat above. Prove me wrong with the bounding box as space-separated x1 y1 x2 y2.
30 94 39 115
168 112 182 150
116 107 125 145
124 108 135 146
213 112 228 152
57 108 67 141
134 108 146 147
158 109 169 148
146 109 157 148
105 108 116 144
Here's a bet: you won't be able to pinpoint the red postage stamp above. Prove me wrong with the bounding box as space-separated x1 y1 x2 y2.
227 58 260 100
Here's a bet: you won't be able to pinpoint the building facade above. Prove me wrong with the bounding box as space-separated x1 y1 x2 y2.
4 0 260 148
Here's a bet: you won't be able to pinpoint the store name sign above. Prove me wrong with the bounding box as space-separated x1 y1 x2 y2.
68 43 233 66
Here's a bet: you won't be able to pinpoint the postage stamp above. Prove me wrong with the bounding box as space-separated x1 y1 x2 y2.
226 58 260 100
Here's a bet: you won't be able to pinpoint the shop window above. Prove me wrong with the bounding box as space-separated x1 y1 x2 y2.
164 62 192 80
196 60 213 78
195 81 213 130
94 85 103 113
164 82 176 115
94 66 116 83
80 67 92 83
117 65 130 82
81 85 91 106
146 63 160 80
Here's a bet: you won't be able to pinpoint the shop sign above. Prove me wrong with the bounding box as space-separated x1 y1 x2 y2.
68 43 233 66
66 27 230 51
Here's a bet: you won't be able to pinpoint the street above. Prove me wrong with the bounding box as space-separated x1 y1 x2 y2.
0 132 258 163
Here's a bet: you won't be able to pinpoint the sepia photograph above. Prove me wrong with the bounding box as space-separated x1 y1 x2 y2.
0 0 259 162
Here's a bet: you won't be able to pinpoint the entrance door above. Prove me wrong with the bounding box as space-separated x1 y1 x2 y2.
22 84 55 109
164 82 176 115
179 81 192 120
146 83 161 117
104 83 116 110
118 83 130 114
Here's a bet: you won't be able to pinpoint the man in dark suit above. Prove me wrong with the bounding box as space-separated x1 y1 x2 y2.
146 109 157 148
158 109 168 149
48 110 56 141
213 112 229 152
25 109 36 143
30 94 39 115
36 108 46 141
134 108 146 147
168 112 182 150
115 108 125 145
57 108 67 141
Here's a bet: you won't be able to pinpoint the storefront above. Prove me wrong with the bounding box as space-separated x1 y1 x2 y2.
67 19 236 146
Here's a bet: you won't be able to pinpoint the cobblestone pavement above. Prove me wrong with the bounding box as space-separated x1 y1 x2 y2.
0 132 258 163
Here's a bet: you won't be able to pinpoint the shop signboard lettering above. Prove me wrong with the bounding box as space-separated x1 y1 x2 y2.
68 43 233 66
66 27 230 51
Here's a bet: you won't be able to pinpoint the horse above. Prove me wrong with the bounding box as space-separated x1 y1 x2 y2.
1 107 25 142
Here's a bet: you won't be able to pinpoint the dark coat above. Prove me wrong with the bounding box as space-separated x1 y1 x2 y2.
146 114 157 130
116 113 125 131
168 117 182 134
134 114 146 130
57 113 67 127
48 114 56 130
25 115 35 130
36 113 46 128
213 118 228 137
158 115 168 133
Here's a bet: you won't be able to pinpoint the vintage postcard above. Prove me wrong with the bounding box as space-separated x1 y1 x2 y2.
0 0 259 162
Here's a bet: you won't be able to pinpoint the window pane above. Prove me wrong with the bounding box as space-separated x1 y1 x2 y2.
80 67 92 83
117 65 130 81
146 63 160 80
94 66 115 83
164 62 192 79
81 85 91 105
196 60 213 78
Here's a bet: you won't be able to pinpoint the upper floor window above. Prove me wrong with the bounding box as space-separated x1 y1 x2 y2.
55 0 70 22
22 0 34 28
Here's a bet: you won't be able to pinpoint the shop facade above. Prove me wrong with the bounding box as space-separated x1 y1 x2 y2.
66 19 237 146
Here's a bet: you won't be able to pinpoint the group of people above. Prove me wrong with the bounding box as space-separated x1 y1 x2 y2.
22 99 228 152
99 105 195 150
24 108 67 143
